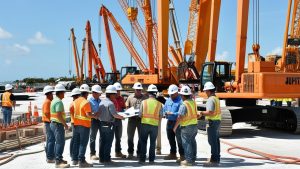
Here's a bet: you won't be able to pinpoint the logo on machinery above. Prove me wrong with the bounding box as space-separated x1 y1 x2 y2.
285 77 300 85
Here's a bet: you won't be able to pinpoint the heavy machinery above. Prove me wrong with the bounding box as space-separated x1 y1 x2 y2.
197 0 300 136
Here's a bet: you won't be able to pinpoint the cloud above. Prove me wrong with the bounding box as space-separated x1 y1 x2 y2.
0 27 13 39
0 44 31 58
14 44 31 53
267 47 282 55
5 59 11 65
28 31 53 44
216 51 230 61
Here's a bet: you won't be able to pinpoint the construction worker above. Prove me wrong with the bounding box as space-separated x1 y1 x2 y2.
1 84 16 128
98 85 124 164
113 82 127 158
198 82 221 167
138 84 163 164
163 84 184 161
71 84 98 167
42 85 55 163
125 82 148 159
88 84 102 160
174 85 198 166
50 84 70 168
69 88 81 163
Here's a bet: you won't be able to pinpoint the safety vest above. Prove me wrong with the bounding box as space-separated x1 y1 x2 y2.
69 101 74 123
50 98 66 123
74 97 91 128
180 100 198 126
206 96 221 121
42 98 51 122
2 92 13 107
141 98 162 126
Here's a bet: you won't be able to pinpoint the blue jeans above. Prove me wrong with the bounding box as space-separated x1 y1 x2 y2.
69 123 74 160
207 120 221 162
114 119 123 153
45 122 55 160
2 107 12 126
89 119 100 155
72 125 90 162
50 122 65 161
99 122 114 162
127 117 141 155
166 120 184 155
139 124 158 162
181 125 197 163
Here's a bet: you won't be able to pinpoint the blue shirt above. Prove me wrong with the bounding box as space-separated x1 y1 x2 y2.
163 95 182 121
88 96 101 114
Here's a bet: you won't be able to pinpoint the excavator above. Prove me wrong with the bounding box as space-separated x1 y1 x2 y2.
196 0 300 136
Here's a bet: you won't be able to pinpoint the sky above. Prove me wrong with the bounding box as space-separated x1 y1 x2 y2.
0 0 288 81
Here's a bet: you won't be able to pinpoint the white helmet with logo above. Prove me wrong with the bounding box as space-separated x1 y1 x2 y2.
106 85 117 94
71 88 81 96
179 85 192 95
92 85 102 94
132 82 143 90
54 84 66 92
113 82 123 91
147 84 158 92
43 85 54 94
80 84 90 92
203 82 215 91
168 84 178 95
5 84 13 91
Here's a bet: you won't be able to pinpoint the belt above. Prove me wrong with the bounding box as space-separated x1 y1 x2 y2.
181 124 197 128
100 121 113 126
51 121 63 125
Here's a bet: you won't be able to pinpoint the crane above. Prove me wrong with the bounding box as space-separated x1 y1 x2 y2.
70 28 82 83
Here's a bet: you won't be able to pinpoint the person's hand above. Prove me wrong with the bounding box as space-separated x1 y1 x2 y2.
173 127 177 133
64 123 69 130
197 111 202 119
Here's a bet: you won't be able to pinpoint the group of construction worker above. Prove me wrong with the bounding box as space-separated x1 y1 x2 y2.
41 81 221 168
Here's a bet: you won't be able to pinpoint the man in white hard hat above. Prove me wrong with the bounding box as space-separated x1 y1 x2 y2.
71 84 99 167
42 85 55 163
174 85 198 166
1 84 16 127
138 84 163 165
125 82 148 159
88 85 102 160
50 84 70 168
68 88 80 164
198 82 221 167
112 82 126 158
98 85 124 164
163 84 184 161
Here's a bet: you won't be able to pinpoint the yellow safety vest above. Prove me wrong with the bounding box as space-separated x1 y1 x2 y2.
206 96 221 121
141 98 162 126
180 100 198 126
50 99 66 123
1 92 13 107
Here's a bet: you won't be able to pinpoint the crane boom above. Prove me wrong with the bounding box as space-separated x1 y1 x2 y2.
70 28 81 82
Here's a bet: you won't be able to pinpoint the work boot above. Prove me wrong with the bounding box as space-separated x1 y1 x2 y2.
203 161 220 167
90 155 99 160
46 159 55 163
149 161 155 165
72 160 78 165
127 154 134 159
79 160 93 168
61 159 68 164
164 153 177 160
115 152 126 158
176 156 185 163
55 160 70 168
104 160 115 165
180 160 194 166
138 160 145 165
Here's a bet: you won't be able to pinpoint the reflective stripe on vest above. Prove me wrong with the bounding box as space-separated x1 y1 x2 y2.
180 100 198 126
206 96 221 121
2 92 12 107
74 97 91 128
141 98 161 126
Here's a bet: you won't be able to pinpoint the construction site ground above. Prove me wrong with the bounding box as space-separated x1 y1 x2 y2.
0 92 300 168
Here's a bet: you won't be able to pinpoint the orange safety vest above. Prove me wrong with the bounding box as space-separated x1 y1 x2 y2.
141 98 162 126
69 101 75 123
2 92 13 107
180 100 198 126
73 97 92 128
42 98 51 122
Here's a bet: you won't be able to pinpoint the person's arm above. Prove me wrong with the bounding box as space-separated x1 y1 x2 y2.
57 112 68 130
199 99 216 117
109 103 124 120
125 95 131 109
173 104 186 132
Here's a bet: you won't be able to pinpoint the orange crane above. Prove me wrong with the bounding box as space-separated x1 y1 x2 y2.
70 28 82 83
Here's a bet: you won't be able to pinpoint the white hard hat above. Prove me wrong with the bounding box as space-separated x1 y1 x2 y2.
54 84 66 92
92 85 102 93
168 84 178 95
147 84 158 92
80 84 90 92
71 88 81 96
203 82 215 91
113 82 123 91
132 82 143 90
179 85 192 95
43 85 54 94
105 85 117 94
5 84 13 91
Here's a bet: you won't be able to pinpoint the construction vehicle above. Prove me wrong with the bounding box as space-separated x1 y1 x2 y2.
196 0 300 136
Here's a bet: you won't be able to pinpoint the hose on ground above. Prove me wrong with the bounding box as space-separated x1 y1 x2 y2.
221 139 300 165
